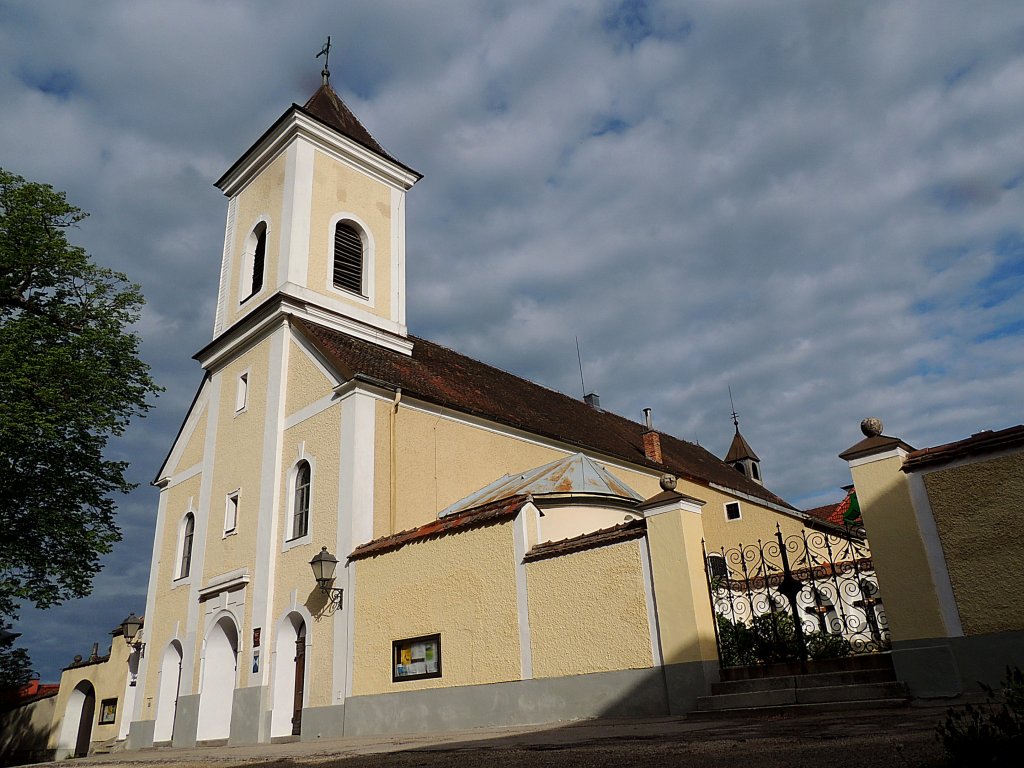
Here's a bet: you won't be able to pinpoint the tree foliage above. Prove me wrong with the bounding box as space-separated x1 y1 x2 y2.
0 169 161 669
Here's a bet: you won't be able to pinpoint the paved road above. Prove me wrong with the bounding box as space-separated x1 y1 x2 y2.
35 703 954 768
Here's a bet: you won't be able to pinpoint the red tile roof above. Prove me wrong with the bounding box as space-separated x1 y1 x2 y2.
523 519 647 562
902 424 1024 471
349 496 527 560
297 320 795 511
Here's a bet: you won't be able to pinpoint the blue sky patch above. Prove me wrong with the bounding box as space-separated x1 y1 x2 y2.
18 67 78 100
975 318 1024 343
591 117 629 137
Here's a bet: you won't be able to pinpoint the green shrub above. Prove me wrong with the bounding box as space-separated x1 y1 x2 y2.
937 667 1024 767
805 630 852 660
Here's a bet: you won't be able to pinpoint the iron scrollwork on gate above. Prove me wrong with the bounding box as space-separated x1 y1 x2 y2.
703 524 890 668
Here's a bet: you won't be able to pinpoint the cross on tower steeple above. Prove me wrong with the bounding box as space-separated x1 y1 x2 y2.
317 36 332 85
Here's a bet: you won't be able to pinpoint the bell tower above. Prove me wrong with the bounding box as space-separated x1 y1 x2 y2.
724 394 763 485
210 74 421 354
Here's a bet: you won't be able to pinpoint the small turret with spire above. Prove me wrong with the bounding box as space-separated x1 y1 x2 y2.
724 389 762 485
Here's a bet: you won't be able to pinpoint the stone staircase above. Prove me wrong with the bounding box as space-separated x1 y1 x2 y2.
693 653 910 717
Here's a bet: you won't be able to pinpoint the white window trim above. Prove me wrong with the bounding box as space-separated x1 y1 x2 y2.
724 501 742 522
235 369 251 415
173 505 197 586
325 212 375 307
238 217 271 305
224 489 240 537
283 452 315 551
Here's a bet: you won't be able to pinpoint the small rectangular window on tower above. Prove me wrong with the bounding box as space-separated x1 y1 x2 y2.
225 491 239 535
725 501 741 521
235 372 248 412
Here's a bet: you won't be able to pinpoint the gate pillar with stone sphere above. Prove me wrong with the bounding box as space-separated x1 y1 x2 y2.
637 476 719 714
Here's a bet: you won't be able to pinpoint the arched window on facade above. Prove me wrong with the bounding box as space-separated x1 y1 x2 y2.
332 222 364 295
179 513 195 578
250 222 267 297
241 221 267 302
291 460 311 540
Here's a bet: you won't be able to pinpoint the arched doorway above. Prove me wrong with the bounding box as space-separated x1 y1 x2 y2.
196 616 238 742
56 680 95 759
153 640 183 743
270 614 307 737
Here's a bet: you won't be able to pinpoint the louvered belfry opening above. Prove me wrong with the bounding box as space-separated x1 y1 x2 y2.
333 222 364 295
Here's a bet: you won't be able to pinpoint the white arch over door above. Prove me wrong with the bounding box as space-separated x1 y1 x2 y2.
55 680 95 759
153 640 183 743
270 612 309 737
196 616 239 742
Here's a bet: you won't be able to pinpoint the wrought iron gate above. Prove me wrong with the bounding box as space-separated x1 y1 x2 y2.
703 524 889 668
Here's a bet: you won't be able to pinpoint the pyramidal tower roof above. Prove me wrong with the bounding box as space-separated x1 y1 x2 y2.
439 453 644 518
299 83 401 166
725 426 760 463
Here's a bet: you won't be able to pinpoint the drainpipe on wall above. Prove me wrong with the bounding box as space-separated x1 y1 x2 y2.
390 388 402 535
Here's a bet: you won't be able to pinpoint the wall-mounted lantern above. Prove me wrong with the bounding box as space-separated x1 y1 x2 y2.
309 546 343 609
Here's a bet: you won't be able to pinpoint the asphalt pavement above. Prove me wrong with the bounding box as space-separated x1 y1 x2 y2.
28 700 959 768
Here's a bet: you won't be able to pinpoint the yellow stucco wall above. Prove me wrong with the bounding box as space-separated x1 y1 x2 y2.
526 540 652 677
172 406 208 475
141 474 199 710
921 451 1024 635
351 521 521 695
697 483 809 553
0 693 55 760
383 404 664 537
646 508 719 665
537 506 640 545
275 405 343 707
285 339 334 416
227 153 286 325
850 454 948 641
48 637 133 750
308 151 393 320
204 339 271 585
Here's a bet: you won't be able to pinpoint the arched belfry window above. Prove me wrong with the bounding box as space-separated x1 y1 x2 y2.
179 513 195 579
241 221 267 302
291 460 311 540
332 222 364 295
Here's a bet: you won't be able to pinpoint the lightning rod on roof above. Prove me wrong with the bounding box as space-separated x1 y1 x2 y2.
575 335 586 398
728 385 739 429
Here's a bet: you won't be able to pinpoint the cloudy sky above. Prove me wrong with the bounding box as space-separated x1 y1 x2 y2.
2 0 1022 681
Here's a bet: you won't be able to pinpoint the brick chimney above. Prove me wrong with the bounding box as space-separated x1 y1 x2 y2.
642 408 663 464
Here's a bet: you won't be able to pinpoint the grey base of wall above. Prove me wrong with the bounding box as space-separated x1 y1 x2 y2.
126 662 718 749
126 719 155 750
893 629 1024 697
172 694 200 748
303 662 715 741
229 685 267 745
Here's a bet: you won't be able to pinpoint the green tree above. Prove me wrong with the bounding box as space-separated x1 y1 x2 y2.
0 169 161 683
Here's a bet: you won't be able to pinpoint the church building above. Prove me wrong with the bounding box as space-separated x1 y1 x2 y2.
125 76 820 748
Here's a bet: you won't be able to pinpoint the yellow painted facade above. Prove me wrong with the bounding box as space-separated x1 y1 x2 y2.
174 406 208 474
526 540 652 677
351 522 522 694
127 84 845 749
848 454 948 641
285 338 335 415
645 507 718 665
307 151 394 321
921 451 1024 635
48 635 135 754
226 153 286 325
